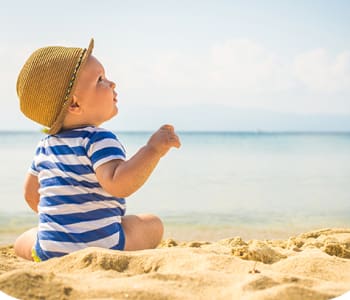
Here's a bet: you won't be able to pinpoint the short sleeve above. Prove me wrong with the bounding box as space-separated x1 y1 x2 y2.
28 160 39 176
86 129 126 171
28 140 42 176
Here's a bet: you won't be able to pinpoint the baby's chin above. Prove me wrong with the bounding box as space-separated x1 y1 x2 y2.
110 107 118 119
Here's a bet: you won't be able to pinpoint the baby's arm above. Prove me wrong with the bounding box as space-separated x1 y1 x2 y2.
24 173 40 213
96 125 181 198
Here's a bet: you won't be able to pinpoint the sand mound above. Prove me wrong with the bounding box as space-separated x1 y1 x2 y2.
1 228 350 299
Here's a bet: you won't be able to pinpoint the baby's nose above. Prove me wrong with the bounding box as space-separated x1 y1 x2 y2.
110 80 116 89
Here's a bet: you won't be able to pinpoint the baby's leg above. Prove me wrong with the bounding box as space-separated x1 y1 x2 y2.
14 227 37 261
121 214 163 250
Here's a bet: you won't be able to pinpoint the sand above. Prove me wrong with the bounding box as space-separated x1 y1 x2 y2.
1 228 350 300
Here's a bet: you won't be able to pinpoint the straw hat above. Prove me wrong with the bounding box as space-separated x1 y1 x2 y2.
16 39 94 134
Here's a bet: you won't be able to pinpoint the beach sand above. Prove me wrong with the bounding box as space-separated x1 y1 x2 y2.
1 228 350 300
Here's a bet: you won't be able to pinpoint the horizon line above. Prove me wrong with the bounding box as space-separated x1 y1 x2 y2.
1 129 350 134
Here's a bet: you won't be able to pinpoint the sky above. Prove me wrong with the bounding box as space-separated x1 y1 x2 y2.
1 0 350 131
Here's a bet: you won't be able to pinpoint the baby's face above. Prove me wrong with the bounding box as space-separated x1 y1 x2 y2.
72 55 118 126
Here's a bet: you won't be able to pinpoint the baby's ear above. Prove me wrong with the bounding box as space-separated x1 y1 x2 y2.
67 95 82 114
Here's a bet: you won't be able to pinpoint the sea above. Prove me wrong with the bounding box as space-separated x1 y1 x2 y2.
1 130 350 245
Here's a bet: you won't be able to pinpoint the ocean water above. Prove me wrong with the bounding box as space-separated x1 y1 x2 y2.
1 130 350 244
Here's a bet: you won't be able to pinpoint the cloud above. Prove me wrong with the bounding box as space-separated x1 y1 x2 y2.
294 49 350 93
113 39 294 93
209 39 294 92
114 39 350 94
108 39 350 114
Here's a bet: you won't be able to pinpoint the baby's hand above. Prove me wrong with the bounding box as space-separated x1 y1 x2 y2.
147 125 181 157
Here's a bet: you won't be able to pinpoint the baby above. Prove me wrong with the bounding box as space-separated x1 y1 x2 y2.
14 39 181 261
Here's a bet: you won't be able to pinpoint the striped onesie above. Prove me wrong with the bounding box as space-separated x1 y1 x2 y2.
30 126 127 261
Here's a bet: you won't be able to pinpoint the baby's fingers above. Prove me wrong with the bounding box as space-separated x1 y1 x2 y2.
161 124 174 132
169 133 181 148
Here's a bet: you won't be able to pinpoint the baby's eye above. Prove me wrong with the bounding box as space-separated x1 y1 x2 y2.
97 76 103 82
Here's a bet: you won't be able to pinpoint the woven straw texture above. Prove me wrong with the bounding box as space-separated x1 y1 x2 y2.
16 39 94 134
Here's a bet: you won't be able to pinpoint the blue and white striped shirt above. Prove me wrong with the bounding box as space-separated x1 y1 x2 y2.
30 126 127 260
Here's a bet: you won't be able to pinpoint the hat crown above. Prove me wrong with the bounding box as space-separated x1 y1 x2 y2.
16 39 94 134
17 45 84 128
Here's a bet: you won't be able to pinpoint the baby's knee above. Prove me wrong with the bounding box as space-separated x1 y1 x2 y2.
14 235 30 260
150 214 164 234
14 228 37 260
155 216 164 237
14 236 21 256
145 214 164 244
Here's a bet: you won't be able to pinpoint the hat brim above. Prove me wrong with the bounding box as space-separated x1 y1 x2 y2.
48 38 94 135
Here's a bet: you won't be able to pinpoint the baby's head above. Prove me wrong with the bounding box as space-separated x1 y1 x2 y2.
17 39 118 134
